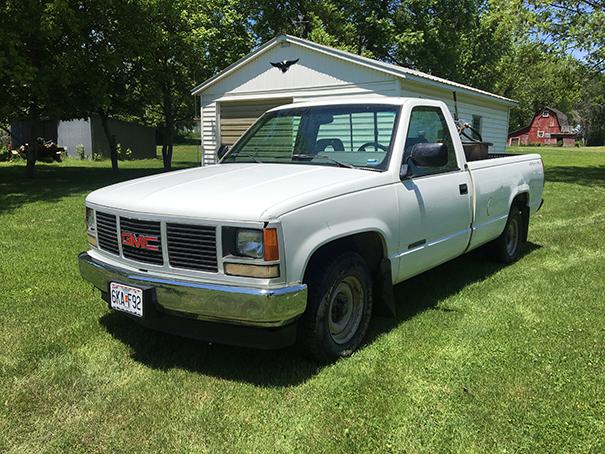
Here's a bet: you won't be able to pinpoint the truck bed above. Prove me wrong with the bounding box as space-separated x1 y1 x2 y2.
465 151 543 250
462 141 519 162
467 152 540 170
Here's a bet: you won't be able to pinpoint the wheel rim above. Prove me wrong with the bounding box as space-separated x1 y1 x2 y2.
328 275 364 345
505 216 519 256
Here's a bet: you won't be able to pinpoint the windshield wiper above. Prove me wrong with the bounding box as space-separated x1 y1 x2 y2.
291 154 355 169
355 166 383 172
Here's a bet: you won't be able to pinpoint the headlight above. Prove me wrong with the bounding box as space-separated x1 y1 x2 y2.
236 229 264 259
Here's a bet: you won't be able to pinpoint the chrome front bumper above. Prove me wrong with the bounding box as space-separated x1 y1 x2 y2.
78 252 307 328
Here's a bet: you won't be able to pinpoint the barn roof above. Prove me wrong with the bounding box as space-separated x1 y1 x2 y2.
508 125 530 137
543 106 572 133
191 34 516 106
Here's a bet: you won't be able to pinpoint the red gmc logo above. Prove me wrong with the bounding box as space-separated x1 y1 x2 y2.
121 231 160 251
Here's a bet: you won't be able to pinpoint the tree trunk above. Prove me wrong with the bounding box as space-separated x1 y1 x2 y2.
99 112 118 173
161 141 168 168
161 125 169 169
162 122 174 170
161 84 175 171
25 143 36 178
25 117 41 178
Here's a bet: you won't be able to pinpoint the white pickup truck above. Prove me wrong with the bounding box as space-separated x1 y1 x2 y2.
79 98 544 360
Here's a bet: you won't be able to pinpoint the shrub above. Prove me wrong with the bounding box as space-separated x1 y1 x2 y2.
0 147 10 162
116 143 133 161
92 152 103 161
76 144 86 160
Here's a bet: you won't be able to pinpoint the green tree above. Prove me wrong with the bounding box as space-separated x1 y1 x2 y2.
494 42 585 130
0 0 148 174
248 0 395 55
0 0 88 176
388 0 522 90
249 0 519 90
77 0 148 173
530 0 605 72
141 0 253 169
574 72 605 145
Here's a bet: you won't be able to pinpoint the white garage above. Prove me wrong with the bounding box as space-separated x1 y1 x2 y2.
192 34 515 165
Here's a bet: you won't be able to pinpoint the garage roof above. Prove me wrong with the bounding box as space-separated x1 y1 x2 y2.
191 34 516 106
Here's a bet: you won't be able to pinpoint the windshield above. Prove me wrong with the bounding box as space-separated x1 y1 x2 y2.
221 104 400 170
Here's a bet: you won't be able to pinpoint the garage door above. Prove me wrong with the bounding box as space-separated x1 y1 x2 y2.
219 98 292 146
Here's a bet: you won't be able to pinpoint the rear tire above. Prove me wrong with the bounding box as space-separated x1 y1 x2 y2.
298 252 373 362
490 206 524 263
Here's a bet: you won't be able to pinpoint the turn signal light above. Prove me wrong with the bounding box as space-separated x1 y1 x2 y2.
263 228 279 261
87 232 97 247
224 263 280 278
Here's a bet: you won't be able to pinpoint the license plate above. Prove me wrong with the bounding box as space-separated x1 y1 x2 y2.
110 282 143 317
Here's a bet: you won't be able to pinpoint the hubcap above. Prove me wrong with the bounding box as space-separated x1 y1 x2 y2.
328 276 364 345
505 217 519 256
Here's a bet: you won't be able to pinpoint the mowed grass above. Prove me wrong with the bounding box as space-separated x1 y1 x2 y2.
1 145 604 452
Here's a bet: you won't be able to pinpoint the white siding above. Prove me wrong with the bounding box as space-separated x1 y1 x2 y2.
205 43 396 97
201 96 218 165
292 80 398 103
400 80 510 152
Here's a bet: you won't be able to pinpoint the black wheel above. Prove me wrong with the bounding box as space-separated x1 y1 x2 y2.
490 206 524 263
298 252 373 362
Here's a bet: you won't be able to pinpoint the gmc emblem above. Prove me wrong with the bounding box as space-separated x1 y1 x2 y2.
121 231 160 251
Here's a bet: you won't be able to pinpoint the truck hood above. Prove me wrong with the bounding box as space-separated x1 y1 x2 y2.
86 163 389 221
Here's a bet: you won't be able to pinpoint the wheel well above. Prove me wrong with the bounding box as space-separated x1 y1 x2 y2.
512 192 530 242
303 232 387 284
302 231 396 316
512 192 529 210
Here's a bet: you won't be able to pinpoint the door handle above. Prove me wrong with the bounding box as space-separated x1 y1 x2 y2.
408 239 426 250
459 183 468 195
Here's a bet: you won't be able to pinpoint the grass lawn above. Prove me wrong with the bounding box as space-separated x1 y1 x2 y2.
1 145 604 452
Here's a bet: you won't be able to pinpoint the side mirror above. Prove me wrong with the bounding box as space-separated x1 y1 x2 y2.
217 144 229 160
410 142 448 167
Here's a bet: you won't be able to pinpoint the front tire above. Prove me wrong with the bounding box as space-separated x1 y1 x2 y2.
298 252 373 362
491 206 524 263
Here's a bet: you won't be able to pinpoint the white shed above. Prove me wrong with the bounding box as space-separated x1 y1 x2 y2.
192 34 515 165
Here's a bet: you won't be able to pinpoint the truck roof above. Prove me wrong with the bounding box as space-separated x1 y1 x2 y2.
266 97 424 113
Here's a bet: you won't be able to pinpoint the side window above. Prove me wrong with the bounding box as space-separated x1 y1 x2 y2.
403 106 459 176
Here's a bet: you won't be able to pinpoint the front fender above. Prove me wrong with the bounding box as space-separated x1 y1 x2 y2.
279 185 399 283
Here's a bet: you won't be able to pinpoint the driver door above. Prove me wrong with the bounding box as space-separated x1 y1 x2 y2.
395 105 473 281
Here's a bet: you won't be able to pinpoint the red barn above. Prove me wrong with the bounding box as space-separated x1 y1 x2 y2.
508 106 577 147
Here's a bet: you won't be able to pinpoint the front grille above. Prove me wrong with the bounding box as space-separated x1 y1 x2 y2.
119 217 163 265
167 223 218 272
96 212 119 254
